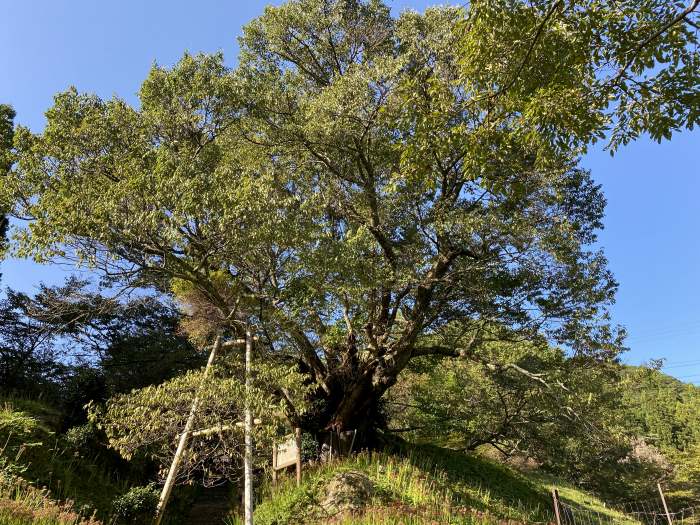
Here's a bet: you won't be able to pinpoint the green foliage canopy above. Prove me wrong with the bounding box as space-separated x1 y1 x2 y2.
89 360 311 484
1 0 698 431
388 345 665 499
0 104 15 266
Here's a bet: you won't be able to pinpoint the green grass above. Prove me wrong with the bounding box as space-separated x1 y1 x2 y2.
229 443 649 525
229 444 553 525
0 399 62 433
0 471 100 525
529 471 641 525
0 396 128 522
0 395 652 525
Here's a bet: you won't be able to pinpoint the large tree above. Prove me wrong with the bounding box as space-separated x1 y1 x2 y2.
1 0 698 441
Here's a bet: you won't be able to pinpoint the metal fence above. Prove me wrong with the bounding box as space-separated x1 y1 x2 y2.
552 487 699 525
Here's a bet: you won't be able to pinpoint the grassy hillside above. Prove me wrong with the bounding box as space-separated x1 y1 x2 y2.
231 443 643 525
0 396 204 525
2 395 684 524
0 472 101 525
0 396 129 523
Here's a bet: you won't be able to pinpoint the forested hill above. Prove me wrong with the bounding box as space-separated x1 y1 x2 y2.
618 366 700 505
621 365 700 453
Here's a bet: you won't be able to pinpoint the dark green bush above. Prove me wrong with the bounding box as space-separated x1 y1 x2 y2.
301 431 319 463
111 483 160 524
64 423 100 454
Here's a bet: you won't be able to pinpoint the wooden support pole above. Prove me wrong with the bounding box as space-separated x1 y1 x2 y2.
551 488 562 525
154 335 222 525
243 325 254 525
272 443 278 488
295 427 302 487
658 482 673 525
191 424 234 438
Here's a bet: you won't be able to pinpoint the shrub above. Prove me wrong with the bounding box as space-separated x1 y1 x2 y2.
301 432 320 463
64 424 99 454
111 484 159 524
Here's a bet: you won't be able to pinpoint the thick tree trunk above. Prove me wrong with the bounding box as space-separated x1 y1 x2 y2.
300 359 400 450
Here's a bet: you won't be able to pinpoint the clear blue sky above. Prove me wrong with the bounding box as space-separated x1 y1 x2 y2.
1 1 699 382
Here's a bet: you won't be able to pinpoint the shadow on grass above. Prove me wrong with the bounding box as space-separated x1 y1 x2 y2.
382 441 553 522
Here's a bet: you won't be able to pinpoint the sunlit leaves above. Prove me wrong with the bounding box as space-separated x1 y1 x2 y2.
89 360 312 483
0 0 696 433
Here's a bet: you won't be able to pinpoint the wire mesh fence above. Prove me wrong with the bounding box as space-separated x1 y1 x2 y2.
618 500 698 525
552 488 699 525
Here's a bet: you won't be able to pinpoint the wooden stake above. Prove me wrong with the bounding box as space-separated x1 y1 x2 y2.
272 442 278 488
349 429 357 454
658 482 673 525
154 335 222 525
295 427 302 487
551 488 562 525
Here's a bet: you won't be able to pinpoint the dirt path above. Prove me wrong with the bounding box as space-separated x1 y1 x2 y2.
186 483 234 525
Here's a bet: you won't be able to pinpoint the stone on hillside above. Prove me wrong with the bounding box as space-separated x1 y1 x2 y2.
321 470 374 515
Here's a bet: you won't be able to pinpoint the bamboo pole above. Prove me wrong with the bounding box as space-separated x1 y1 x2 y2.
658 482 673 525
295 427 302 487
190 424 235 438
154 335 222 525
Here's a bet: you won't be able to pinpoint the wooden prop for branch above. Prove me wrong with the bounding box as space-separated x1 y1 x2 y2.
243 325 254 525
658 483 674 525
153 334 223 525
551 488 562 525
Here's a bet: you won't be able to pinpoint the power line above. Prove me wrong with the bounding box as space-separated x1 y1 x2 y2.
676 372 700 379
625 319 700 340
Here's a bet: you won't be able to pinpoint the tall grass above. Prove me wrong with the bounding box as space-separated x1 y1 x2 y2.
0 471 101 525
229 445 654 525
0 397 130 520
235 448 553 525
327 506 536 524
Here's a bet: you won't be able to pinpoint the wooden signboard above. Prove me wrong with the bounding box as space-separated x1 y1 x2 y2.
274 434 298 469
272 428 302 486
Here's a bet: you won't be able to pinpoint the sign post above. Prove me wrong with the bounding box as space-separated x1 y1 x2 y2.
272 428 302 487
271 444 278 487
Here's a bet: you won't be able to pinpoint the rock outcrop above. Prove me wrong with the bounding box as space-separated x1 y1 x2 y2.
321 470 374 515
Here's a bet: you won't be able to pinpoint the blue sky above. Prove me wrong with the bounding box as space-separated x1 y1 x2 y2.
1 0 699 382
